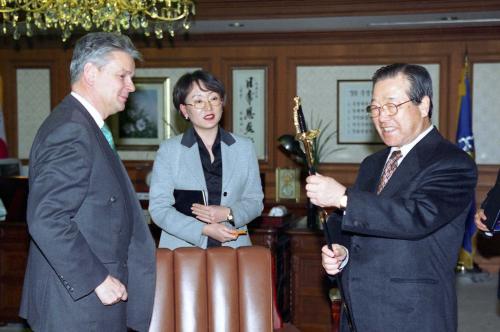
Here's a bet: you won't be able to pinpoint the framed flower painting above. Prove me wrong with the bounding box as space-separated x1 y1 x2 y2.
108 76 170 150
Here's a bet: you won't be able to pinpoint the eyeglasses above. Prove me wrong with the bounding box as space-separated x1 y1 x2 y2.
184 95 223 109
366 99 414 118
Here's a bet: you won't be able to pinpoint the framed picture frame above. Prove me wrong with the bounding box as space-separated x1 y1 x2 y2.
231 67 267 160
108 77 170 150
275 168 301 202
337 80 381 144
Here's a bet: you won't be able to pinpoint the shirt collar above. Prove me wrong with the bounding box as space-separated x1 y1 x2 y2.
71 91 104 128
181 126 236 148
390 125 434 164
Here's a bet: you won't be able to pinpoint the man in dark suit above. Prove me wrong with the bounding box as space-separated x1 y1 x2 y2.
19 33 156 331
306 64 477 331
475 168 500 299
475 168 500 234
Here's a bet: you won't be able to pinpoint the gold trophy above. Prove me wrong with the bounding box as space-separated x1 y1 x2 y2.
292 96 356 332
292 96 328 225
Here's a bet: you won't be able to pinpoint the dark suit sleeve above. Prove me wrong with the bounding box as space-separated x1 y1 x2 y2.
28 122 108 300
480 169 500 209
342 153 477 240
326 209 351 249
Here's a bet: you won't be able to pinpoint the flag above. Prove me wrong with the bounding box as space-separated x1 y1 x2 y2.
456 54 476 270
0 75 8 158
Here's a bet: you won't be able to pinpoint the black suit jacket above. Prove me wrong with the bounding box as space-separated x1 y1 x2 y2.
480 168 500 210
330 128 477 332
20 95 156 332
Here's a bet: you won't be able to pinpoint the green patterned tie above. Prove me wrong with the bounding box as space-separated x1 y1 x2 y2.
100 123 116 151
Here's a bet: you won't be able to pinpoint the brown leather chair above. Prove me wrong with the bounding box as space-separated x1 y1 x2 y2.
149 246 277 332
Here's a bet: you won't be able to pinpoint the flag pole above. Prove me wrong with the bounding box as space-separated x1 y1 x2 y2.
455 50 477 272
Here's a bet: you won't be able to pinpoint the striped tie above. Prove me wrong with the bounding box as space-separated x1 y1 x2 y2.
100 123 116 151
376 150 402 194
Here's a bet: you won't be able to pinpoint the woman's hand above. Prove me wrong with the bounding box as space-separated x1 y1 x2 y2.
192 204 230 224
202 223 238 242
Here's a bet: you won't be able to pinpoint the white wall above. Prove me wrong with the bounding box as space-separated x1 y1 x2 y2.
472 63 500 165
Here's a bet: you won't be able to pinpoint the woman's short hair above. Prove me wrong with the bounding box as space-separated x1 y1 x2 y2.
172 70 226 112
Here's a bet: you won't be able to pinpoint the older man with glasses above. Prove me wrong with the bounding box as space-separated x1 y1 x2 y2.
306 63 477 332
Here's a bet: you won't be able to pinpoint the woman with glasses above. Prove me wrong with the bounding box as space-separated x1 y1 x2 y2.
149 70 264 249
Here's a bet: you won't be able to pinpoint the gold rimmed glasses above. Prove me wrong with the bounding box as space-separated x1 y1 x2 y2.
185 95 223 109
366 99 414 118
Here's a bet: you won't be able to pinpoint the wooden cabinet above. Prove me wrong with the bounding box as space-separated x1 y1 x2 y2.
0 222 29 325
251 220 337 332
287 228 334 332
250 225 291 322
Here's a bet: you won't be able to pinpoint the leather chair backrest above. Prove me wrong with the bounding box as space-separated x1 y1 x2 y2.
149 246 274 332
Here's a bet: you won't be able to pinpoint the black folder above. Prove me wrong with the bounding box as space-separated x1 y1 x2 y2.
173 189 207 218
483 189 500 232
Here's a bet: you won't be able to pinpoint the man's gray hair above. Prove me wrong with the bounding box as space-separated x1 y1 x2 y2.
70 32 142 85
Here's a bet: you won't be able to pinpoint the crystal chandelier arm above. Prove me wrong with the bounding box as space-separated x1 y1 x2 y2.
144 0 194 22
146 10 188 22
117 0 145 15
0 0 196 40
0 0 51 13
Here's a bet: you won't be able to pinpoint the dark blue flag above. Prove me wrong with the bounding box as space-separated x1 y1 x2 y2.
456 55 476 270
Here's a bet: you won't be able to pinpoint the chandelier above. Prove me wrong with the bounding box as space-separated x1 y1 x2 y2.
0 0 196 41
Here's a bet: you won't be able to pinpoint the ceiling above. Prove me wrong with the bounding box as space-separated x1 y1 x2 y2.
185 1 500 35
188 10 500 34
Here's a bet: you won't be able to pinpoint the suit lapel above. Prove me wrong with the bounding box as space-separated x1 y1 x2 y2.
183 141 207 190
368 150 390 193
180 127 236 192
378 127 441 196
69 96 141 220
71 98 125 183
221 142 236 194
380 151 420 196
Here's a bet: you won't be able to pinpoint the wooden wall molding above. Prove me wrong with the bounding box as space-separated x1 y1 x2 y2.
137 55 213 70
2 26 500 49
0 54 64 157
469 52 500 63
196 0 500 20
165 26 500 47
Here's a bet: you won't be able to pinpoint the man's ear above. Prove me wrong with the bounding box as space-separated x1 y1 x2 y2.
82 62 97 85
419 96 431 118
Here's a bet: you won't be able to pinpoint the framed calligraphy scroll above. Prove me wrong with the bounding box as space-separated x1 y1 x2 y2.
231 68 267 160
337 80 381 144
